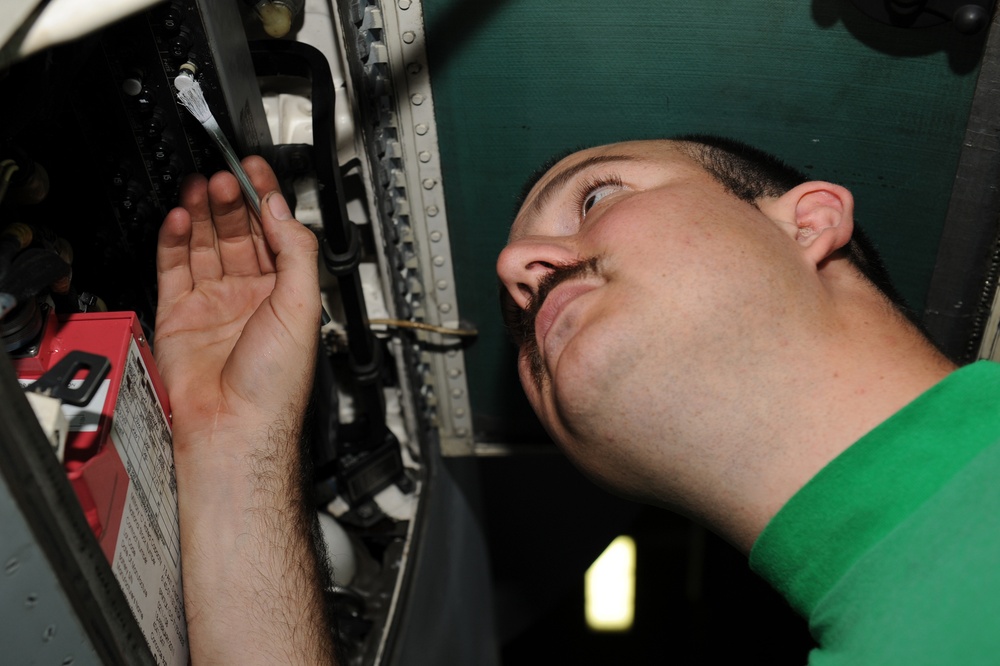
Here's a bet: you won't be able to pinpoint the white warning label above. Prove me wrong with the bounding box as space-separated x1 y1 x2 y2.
110 339 188 666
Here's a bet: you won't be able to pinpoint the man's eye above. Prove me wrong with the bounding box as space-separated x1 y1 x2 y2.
583 186 617 215
575 175 625 219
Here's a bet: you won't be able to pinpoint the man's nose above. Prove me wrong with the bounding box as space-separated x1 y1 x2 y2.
496 238 579 310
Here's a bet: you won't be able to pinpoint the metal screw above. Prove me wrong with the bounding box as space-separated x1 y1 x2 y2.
402 31 416 43
415 123 428 135
433 256 445 267
426 205 439 217
407 62 422 75
422 178 436 190
411 93 425 106
430 231 442 242
452 389 464 399
449 368 462 378
418 151 432 163
439 303 452 313
25 593 38 608
436 280 448 290
42 625 57 642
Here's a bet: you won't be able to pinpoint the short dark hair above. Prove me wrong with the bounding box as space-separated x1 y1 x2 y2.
674 134 911 314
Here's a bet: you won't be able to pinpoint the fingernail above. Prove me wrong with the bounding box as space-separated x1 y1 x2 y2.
267 192 292 220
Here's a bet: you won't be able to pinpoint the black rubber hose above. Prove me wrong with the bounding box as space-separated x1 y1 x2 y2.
250 40 386 440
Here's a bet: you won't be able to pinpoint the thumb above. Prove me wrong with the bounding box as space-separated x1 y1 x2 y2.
261 190 321 322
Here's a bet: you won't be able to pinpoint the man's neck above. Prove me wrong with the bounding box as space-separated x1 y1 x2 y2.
701 295 956 554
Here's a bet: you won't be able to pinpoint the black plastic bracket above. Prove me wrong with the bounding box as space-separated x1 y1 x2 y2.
26 350 111 406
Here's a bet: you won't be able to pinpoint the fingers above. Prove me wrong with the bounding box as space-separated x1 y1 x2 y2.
181 173 225 282
244 155 281 198
156 206 194 309
171 158 282 281
206 157 283 276
156 158 298 290
244 156 281 273
208 169 263 277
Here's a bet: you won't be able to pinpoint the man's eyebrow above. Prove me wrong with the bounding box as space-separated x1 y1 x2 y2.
526 154 643 216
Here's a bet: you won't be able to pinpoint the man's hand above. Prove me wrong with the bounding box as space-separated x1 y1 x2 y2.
155 156 318 446
154 157 336 664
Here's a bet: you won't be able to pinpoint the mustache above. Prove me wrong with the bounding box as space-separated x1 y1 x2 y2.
501 257 600 383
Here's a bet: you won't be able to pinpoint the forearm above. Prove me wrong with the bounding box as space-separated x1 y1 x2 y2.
154 162 330 662
175 415 336 664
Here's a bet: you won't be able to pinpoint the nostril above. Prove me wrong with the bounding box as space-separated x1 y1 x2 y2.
528 260 558 271
517 283 533 301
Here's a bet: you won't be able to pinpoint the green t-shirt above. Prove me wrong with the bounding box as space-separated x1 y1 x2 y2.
750 361 1000 665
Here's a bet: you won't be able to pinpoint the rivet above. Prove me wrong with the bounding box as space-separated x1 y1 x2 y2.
451 388 464 399
436 280 448 290
430 230 442 241
42 625 56 642
402 31 416 44
407 62 422 75
449 368 462 378
426 205 439 217
439 303 452 313
433 255 445 267
455 408 466 417
411 93 425 106
398 0 411 8
422 178 436 190
415 123 428 135
447 350 457 358
25 593 38 608
456 427 468 437
418 151 432 163
5 558 19 576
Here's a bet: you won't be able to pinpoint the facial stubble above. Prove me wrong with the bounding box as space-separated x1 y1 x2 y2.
517 257 601 389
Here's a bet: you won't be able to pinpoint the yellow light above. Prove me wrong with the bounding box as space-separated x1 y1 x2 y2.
584 535 636 632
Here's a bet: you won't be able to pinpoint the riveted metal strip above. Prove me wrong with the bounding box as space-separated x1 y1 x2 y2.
337 0 473 455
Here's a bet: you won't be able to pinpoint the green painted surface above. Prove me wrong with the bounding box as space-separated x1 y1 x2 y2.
422 0 985 444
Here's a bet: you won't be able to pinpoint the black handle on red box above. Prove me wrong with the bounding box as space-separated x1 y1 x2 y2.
27 351 111 406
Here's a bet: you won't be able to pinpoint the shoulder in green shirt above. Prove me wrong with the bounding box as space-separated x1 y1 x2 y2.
750 361 1000 664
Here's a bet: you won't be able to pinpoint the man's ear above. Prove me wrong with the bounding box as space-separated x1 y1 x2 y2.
759 181 855 266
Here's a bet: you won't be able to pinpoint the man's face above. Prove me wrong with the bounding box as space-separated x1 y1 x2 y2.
496 140 816 496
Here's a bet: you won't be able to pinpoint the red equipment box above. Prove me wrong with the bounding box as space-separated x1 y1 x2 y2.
15 311 188 666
